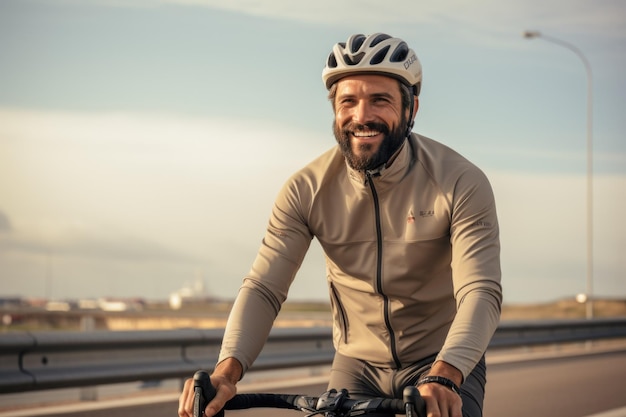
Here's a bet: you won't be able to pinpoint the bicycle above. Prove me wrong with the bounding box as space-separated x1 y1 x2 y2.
192 370 427 417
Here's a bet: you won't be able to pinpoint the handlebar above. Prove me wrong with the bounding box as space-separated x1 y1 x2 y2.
193 370 426 417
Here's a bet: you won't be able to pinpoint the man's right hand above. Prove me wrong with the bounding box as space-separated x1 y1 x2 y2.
178 358 243 417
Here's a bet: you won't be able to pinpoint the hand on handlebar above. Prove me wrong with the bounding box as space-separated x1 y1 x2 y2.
417 382 462 417
178 372 237 417
178 359 242 417
416 361 463 417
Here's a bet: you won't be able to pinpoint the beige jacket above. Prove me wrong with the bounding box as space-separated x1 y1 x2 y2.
219 133 502 380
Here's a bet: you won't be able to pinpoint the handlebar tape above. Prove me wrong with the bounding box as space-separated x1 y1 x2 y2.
225 393 311 410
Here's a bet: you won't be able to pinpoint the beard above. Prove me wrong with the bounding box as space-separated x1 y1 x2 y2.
333 117 408 171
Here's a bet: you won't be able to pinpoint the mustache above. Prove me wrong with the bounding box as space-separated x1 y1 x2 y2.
342 122 390 134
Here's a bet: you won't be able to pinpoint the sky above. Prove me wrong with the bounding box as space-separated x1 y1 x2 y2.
1 0 625 305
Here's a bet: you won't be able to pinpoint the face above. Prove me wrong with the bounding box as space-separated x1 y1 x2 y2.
332 74 409 171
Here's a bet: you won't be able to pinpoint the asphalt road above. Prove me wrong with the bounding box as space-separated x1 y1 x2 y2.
22 348 626 417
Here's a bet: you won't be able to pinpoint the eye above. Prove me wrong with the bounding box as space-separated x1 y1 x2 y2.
339 97 356 106
372 96 391 105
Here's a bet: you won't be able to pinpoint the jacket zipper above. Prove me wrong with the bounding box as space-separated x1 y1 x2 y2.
329 282 348 344
366 171 402 369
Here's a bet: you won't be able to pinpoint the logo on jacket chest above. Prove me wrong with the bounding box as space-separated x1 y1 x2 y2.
407 209 434 224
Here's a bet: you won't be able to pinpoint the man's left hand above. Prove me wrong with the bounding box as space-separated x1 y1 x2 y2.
417 360 463 417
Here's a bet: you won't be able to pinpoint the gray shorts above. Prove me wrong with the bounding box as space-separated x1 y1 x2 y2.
327 353 486 417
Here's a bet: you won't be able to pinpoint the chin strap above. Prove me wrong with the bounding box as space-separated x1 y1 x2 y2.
405 93 416 139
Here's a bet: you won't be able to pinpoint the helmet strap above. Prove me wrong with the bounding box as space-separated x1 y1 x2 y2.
405 97 416 139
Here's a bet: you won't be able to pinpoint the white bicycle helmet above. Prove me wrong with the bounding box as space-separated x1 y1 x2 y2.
322 33 422 96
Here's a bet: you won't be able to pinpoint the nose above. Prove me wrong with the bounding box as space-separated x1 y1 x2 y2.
351 100 374 125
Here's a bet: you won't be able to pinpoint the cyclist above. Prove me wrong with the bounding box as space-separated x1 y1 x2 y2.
179 33 502 417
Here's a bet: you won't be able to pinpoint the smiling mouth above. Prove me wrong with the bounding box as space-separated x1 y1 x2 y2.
352 129 382 138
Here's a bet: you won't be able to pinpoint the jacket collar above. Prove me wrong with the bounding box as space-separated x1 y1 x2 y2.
346 135 416 188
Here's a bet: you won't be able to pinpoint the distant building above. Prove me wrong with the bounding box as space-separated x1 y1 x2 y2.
169 278 215 309
0 297 24 309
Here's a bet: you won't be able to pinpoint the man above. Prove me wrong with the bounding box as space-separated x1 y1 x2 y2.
179 33 502 417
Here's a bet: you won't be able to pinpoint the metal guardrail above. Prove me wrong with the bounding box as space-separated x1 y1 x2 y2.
0 327 335 394
489 318 626 348
1 318 625 394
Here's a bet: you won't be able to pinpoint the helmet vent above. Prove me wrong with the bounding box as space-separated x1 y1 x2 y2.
370 45 390 65
369 33 391 47
327 53 338 68
350 35 366 53
389 43 409 62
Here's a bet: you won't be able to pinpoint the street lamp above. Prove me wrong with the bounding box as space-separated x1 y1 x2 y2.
523 30 594 319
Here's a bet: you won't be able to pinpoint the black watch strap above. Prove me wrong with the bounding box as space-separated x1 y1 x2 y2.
416 375 461 396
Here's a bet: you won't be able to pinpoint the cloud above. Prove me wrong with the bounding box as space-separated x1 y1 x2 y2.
0 107 329 275
0 107 328 186
161 0 626 39
0 218 198 263
47 0 626 39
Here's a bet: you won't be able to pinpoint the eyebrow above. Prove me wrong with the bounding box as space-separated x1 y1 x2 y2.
337 91 396 100
370 92 395 100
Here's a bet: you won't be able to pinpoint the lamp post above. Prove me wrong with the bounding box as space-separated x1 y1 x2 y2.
523 30 594 319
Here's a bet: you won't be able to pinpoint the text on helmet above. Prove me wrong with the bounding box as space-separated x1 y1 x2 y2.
404 54 418 70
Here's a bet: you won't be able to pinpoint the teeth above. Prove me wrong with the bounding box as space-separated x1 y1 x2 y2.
352 130 380 138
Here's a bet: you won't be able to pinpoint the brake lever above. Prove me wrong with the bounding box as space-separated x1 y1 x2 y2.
403 386 426 417
193 370 219 417
315 388 349 416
